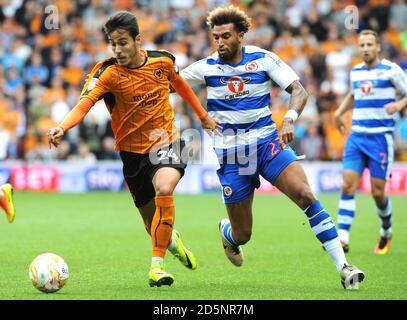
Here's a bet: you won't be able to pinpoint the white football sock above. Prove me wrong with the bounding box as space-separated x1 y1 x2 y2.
324 238 348 272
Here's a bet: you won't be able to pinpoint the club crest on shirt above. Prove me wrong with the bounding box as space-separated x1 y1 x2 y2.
245 61 258 72
220 76 251 100
154 68 163 80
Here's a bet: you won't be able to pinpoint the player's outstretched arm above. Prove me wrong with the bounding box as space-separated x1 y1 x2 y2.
171 74 221 135
334 92 354 134
48 97 94 148
279 80 309 144
199 114 222 136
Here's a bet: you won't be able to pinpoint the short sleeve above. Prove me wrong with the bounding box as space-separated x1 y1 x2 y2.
262 51 300 90
180 60 206 88
390 63 407 96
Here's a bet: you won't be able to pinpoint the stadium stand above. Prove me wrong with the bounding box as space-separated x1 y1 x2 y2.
0 0 406 162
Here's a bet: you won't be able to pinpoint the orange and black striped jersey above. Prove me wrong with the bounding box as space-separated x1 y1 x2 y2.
80 49 180 154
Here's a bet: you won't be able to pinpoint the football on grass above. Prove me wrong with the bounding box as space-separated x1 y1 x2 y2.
29 253 69 293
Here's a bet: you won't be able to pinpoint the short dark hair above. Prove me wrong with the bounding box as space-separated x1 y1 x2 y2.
207 5 251 33
359 29 380 43
103 11 139 38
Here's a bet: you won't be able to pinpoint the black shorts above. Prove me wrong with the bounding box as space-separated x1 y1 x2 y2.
120 140 188 208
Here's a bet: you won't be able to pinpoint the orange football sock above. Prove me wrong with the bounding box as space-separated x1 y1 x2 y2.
151 196 174 258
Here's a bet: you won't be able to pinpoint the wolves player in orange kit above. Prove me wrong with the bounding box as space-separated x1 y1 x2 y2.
0 183 15 223
48 11 220 287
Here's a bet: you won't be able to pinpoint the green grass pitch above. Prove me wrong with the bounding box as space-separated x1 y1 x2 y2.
0 192 406 300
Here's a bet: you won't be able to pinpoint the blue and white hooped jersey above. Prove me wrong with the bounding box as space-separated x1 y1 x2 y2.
180 45 299 154
350 59 407 134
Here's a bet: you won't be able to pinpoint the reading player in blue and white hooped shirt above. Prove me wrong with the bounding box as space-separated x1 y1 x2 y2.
334 29 407 256
181 5 364 289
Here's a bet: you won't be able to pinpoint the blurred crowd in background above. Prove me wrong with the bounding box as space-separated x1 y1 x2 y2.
0 0 406 164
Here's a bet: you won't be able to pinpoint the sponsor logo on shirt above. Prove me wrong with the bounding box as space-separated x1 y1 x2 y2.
220 76 251 100
360 80 372 94
88 77 99 90
133 90 162 109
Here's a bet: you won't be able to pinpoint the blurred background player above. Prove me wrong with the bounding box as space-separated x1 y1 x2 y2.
0 183 15 223
47 11 219 287
181 5 364 289
334 30 407 255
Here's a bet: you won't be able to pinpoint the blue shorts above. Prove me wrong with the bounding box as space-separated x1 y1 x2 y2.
343 132 394 180
216 132 298 204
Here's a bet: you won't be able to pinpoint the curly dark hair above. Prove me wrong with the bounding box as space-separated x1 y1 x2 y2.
206 5 252 33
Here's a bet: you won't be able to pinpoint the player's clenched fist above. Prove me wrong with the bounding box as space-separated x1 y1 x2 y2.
279 118 295 144
47 126 64 148
201 115 222 136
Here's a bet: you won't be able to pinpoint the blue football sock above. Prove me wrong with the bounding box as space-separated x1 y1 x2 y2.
337 194 355 244
305 200 347 272
221 219 238 247
376 197 392 232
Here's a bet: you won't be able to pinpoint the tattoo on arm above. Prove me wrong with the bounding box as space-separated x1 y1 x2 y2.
285 80 309 116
